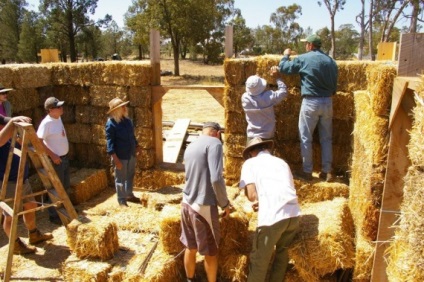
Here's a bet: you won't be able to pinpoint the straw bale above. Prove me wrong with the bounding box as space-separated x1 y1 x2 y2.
135 126 153 149
90 85 128 107
0 66 14 86
289 198 355 281
275 141 302 168
135 148 155 170
275 114 299 141
285 267 338 282
223 85 245 113
73 143 109 167
224 133 247 158
128 86 152 108
134 108 153 128
51 63 97 86
7 87 39 112
352 233 374 281
48 85 91 105
66 218 119 260
386 167 424 281
336 61 373 93
62 254 112 282
95 62 151 86
219 211 251 256
159 205 184 254
8 64 52 88
75 105 108 124
224 110 247 134
349 91 388 240
91 124 107 145
256 55 301 89
366 63 397 116
332 119 354 145
224 58 257 86
139 244 185 282
407 82 424 166
60 105 76 123
224 156 244 185
333 91 355 120
137 168 185 191
218 254 249 282
69 168 108 204
295 180 349 205
66 123 92 143
275 88 302 117
139 186 183 210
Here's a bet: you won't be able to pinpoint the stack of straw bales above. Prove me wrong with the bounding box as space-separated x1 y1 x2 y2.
223 57 378 185
386 77 424 281
348 63 397 280
1 62 154 189
289 197 355 281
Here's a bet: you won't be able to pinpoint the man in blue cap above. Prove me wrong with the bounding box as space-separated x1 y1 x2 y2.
271 34 338 182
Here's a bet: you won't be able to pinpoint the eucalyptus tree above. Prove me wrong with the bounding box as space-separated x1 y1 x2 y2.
125 0 236 75
317 0 346 58
270 4 303 49
39 0 99 62
229 14 253 57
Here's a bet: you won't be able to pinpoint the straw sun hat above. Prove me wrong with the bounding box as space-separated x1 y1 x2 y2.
107 98 129 114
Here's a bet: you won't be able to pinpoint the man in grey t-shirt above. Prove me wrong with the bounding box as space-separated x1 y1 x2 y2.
180 121 231 282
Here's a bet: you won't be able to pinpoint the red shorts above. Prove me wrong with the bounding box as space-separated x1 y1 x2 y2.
180 202 220 256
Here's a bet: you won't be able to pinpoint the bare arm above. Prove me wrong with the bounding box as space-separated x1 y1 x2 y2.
245 183 258 202
0 116 32 147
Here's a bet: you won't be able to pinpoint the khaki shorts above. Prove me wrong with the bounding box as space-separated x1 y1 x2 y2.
180 202 220 256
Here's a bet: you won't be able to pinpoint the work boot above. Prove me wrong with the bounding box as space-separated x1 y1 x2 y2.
319 171 335 182
14 238 36 255
29 229 53 245
295 171 312 182
127 196 140 203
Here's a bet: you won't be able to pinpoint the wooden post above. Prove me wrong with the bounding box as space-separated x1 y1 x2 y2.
225 26 233 58
150 29 163 164
397 33 424 76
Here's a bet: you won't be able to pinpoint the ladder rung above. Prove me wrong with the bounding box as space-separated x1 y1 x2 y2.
0 202 14 216
16 201 64 216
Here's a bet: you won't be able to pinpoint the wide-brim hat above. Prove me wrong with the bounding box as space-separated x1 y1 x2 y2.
242 137 274 160
246 75 267 96
0 84 14 93
107 98 129 114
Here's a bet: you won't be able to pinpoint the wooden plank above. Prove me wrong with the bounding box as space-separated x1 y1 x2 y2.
371 87 415 282
398 33 424 77
376 42 396 61
163 119 191 163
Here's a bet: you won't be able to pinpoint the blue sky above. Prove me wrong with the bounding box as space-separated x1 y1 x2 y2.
26 0 410 32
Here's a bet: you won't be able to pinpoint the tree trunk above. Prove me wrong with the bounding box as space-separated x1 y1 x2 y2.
358 0 366 60
172 42 180 76
409 0 419 33
369 0 374 61
330 15 336 58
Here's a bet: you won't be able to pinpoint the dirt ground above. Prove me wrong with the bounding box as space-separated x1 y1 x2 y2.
0 59 228 281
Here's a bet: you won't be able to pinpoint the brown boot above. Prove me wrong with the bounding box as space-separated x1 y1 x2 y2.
14 238 36 255
29 229 53 245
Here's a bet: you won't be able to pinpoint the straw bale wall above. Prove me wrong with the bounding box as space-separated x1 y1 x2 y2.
223 57 390 186
386 77 424 282
1 62 155 190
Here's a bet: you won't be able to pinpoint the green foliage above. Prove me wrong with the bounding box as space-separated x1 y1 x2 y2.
18 11 45 63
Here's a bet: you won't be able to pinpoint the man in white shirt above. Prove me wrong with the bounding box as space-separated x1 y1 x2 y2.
239 137 300 282
37 97 70 225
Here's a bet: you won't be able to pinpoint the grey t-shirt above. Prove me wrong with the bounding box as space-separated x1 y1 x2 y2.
183 134 229 208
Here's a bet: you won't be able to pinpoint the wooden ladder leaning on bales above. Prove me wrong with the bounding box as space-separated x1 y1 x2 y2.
0 122 77 282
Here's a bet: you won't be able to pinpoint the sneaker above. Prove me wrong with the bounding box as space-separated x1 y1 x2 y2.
318 171 335 182
14 238 36 255
127 196 140 203
29 229 54 245
295 171 312 182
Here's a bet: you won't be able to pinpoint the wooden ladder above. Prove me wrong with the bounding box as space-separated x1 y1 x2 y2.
0 122 77 282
